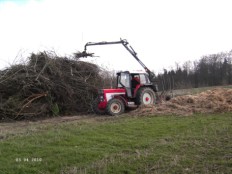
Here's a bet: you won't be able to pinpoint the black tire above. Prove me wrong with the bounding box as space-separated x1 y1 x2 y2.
91 98 106 115
106 98 125 116
136 87 155 105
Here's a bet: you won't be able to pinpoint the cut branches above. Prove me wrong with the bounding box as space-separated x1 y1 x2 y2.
0 52 104 121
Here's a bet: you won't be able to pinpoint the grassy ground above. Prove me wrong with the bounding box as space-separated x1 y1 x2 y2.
0 113 231 174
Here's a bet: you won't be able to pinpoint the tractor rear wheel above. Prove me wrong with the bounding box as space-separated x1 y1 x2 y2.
92 98 106 115
106 98 125 116
136 87 155 105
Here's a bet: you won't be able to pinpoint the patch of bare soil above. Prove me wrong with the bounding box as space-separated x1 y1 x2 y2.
130 88 232 116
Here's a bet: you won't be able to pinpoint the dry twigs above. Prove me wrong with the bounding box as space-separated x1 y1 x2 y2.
130 88 232 116
0 51 104 121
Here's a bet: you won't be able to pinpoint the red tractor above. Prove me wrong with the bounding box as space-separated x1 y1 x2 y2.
79 39 166 115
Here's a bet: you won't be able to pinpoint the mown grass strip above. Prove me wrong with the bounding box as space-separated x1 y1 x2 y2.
0 114 231 174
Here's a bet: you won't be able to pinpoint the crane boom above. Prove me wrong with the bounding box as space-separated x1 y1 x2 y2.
84 39 155 81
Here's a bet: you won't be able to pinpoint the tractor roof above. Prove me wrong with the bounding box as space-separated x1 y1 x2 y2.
117 70 147 75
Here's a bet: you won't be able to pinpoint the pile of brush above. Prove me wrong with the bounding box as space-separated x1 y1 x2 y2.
0 52 104 121
130 88 232 116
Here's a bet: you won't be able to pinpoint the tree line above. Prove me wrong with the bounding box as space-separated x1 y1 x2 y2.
157 50 232 89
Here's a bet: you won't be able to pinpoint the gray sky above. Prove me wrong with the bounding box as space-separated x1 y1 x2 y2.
0 0 232 73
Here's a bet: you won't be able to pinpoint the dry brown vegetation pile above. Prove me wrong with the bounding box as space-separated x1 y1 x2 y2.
131 88 232 116
0 52 103 121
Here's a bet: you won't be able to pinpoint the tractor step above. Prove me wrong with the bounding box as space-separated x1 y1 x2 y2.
127 102 138 108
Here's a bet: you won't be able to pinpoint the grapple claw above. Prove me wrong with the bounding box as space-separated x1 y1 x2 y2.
74 51 94 58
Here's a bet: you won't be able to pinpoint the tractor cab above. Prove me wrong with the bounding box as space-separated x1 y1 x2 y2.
116 71 153 98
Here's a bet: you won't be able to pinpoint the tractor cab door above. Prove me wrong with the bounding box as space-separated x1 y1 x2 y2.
117 72 132 97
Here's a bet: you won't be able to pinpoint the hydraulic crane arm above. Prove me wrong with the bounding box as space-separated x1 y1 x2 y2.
84 39 155 80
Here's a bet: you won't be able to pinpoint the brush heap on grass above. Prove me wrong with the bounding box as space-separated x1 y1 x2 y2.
132 88 232 116
0 52 103 121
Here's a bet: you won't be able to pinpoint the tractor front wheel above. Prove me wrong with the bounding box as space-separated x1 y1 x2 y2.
136 87 155 105
106 98 125 116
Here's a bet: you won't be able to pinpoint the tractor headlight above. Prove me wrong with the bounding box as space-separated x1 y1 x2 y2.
99 95 104 101
98 89 104 101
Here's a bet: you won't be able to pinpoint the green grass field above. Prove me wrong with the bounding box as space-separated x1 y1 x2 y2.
0 113 231 174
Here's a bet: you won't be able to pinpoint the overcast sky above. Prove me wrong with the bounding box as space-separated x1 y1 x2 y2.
0 0 232 73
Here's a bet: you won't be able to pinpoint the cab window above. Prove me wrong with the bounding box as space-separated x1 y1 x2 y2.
118 73 130 88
